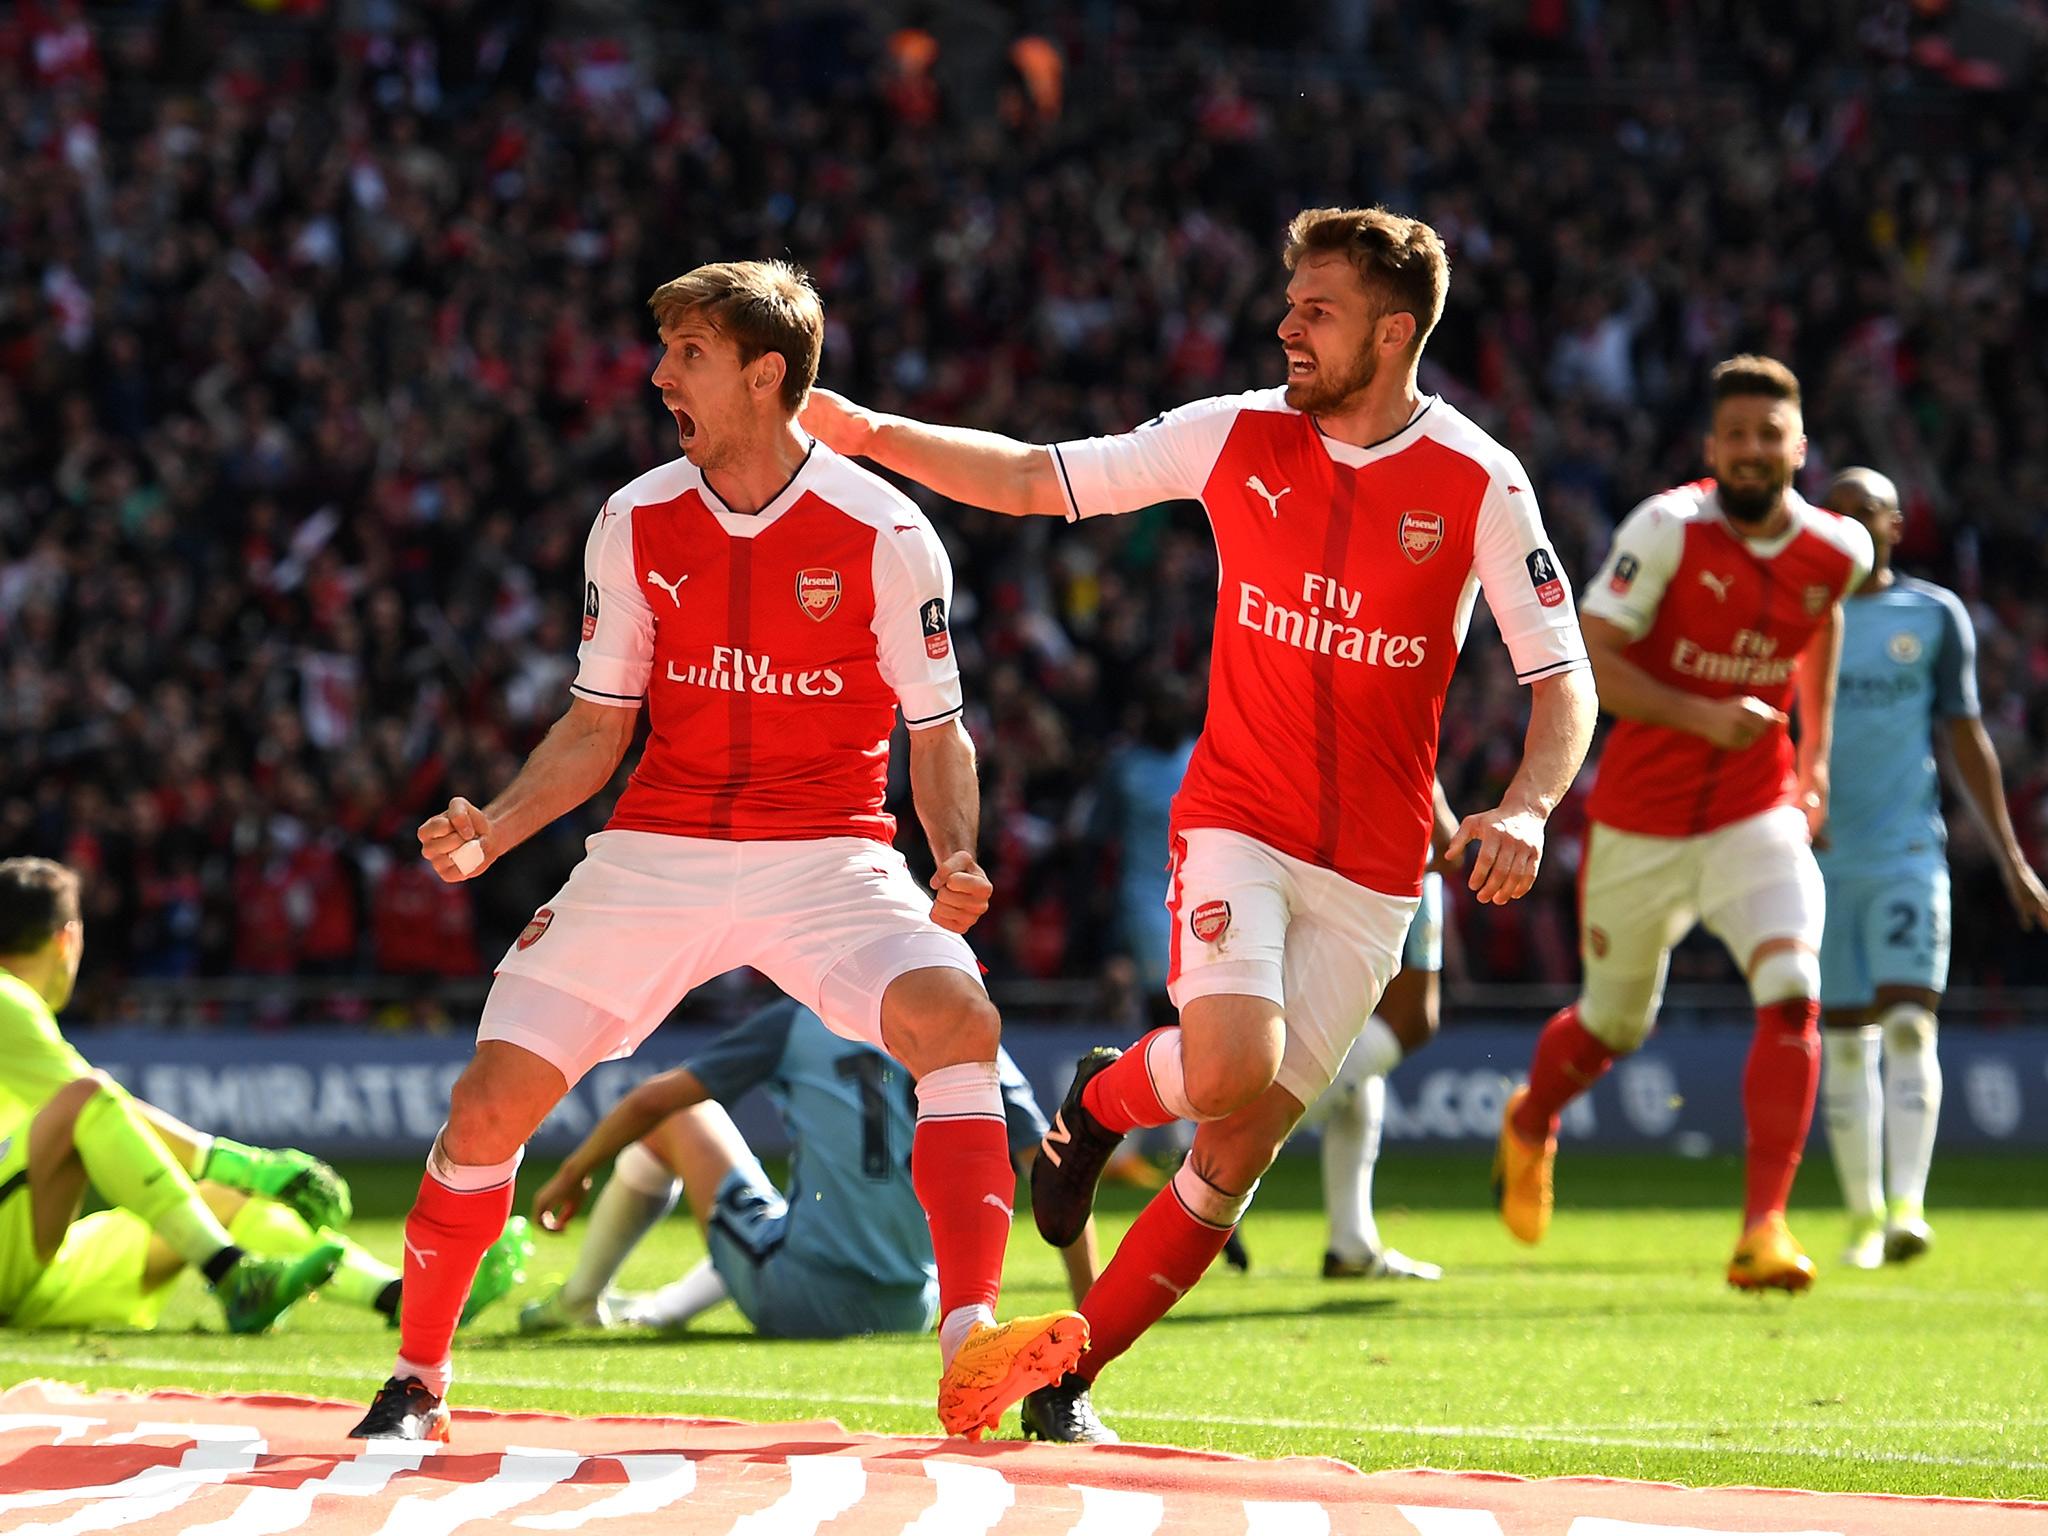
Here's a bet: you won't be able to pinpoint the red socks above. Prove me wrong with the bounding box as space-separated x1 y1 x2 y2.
1743 998 1822 1227
1078 1172 1234 1381
1512 1005 1616 1142
911 1064 1014 1320
1080 1027 1178 1134
397 1164 516 1388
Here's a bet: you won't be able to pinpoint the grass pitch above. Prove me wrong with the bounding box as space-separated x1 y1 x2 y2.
0 1152 2040 1500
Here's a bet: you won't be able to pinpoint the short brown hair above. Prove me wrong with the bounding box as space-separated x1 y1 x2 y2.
647 260 823 412
1710 354 1801 408
0 857 80 956
1283 206 1450 354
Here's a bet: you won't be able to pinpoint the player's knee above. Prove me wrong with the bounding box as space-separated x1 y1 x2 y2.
1182 1056 1271 1121
48 1073 109 1124
947 992 1002 1061
889 988 1000 1076
1748 944 1821 1008
1578 998 1654 1053
1877 1001 1937 1055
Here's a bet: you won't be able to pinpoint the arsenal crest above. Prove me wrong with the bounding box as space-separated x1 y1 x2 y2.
1190 899 1232 945
516 908 554 951
1398 510 1444 564
797 568 842 621
1803 584 1829 616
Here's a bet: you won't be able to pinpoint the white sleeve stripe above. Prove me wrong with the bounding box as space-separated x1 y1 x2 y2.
903 704 965 728
1516 656 1590 683
1050 443 1083 523
570 684 644 704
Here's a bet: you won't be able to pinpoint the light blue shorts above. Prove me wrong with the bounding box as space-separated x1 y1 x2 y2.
1818 862 1951 1008
706 1164 936 1339
1402 871 1445 973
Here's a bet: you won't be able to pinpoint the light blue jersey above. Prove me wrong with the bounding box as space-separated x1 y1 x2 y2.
1818 576 1977 877
687 1001 1045 1317
1403 871 1445 973
1817 576 1974 1006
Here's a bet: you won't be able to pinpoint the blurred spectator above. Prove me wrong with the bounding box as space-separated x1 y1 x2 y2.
3 1 2045 1024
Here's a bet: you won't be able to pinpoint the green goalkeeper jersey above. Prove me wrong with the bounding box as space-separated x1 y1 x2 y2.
0 970 93 1130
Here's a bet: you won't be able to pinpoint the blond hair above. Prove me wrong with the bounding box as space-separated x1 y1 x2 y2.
1283 206 1450 354
647 260 823 411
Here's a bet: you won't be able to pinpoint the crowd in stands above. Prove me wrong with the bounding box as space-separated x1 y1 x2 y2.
3 0 2045 1025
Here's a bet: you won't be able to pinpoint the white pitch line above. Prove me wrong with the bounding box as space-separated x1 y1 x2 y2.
0 1347 2039 1475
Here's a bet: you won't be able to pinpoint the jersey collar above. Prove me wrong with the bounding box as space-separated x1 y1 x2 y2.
1311 396 1437 469
1706 486 1811 559
695 436 819 538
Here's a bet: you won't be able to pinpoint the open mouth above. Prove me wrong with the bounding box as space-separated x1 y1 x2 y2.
1286 354 1316 379
670 405 697 445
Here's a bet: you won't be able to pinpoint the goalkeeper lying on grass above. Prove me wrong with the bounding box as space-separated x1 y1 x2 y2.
0 856 530 1331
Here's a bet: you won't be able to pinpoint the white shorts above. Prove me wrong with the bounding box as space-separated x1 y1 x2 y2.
481 830 980 1081
1578 804 1825 1049
1166 828 1418 1109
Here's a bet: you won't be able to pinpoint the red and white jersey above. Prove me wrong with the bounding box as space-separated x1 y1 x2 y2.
1054 388 1587 896
1579 479 1874 838
572 442 962 843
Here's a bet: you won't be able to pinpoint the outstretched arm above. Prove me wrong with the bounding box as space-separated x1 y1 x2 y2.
804 389 1068 518
1946 716 2048 929
1014 1146 1100 1303
533 1068 711 1231
1445 667 1598 904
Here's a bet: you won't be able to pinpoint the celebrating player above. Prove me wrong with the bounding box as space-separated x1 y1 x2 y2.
1815 469 2048 1268
1494 357 1874 1291
0 858 342 1332
1305 780 1461 1282
805 205 1596 1441
349 261 1083 1444
522 998 1095 1340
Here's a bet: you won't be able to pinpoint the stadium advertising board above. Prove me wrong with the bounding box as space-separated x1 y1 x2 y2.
85 1024 2048 1157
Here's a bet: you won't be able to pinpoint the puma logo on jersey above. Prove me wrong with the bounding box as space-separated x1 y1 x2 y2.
1245 476 1291 517
404 1238 437 1269
645 570 688 607
1149 1272 1189 1299
982 1193 1015 1217
1698 570 1732 603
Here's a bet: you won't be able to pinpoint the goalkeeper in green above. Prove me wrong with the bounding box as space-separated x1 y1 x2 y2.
0 856 527 1330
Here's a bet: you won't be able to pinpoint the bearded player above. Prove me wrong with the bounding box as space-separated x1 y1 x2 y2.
1815 468 2048 1268
1494 357 1873 1290
349 261 1082 1443
805 205 1597 1440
